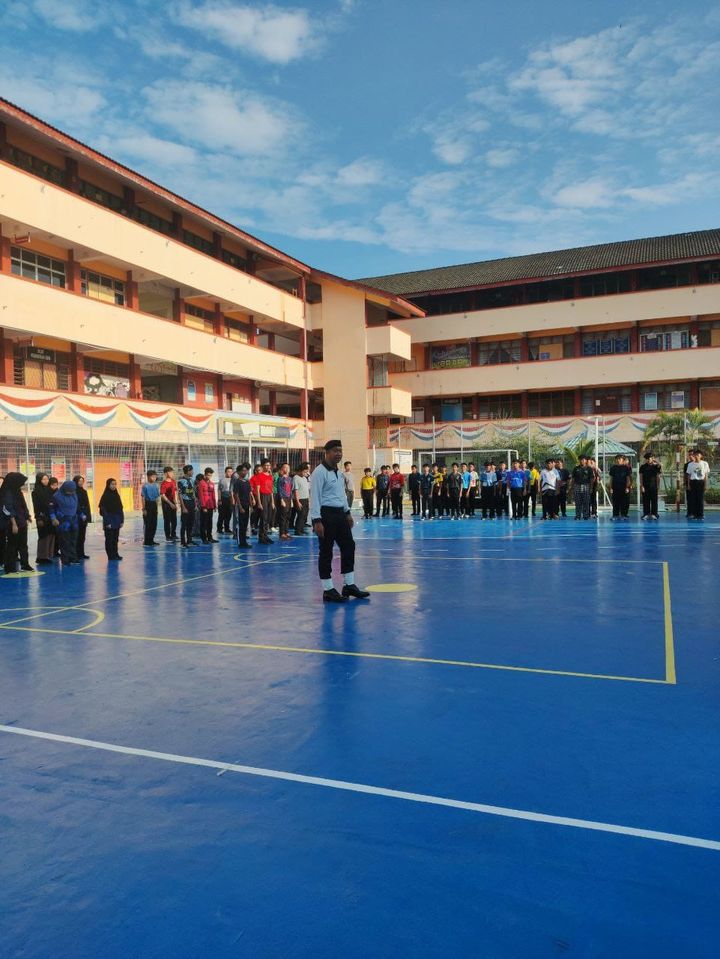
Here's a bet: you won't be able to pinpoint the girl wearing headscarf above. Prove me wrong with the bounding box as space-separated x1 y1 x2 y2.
73 474 92 560
32 472 55 565
50 479 80 565
1 472 33 574
98 478 124 561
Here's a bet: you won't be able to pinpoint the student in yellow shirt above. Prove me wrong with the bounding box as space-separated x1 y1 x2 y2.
360 468 376 519
528 461 540 516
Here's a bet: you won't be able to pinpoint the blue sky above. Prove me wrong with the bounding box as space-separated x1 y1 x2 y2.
1 0 719 278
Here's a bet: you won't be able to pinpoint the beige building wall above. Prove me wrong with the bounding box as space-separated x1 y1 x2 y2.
320 281 369 468
395 286 720 342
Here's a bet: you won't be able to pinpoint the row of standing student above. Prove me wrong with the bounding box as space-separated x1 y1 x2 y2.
0 472 96 573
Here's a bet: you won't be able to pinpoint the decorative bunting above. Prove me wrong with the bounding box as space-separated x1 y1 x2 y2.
0 391 56 423
66 398 119 428
176 409 214 432
127 404 171 431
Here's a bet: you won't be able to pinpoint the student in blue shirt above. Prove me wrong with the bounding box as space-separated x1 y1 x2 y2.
141 469 161 546
506 459 528 520
480 462 497 519
460 463 472 518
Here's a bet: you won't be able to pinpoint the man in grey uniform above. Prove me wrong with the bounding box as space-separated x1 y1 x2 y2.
310 440 370 603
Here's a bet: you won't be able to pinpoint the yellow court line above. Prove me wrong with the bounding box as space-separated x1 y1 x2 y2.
0 554 291 628
663 562 677 684
0 621 669 684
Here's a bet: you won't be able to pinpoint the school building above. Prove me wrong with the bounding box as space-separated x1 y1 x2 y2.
1 94 719 504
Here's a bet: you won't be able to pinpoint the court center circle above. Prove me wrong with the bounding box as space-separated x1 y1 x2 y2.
365 583 417 593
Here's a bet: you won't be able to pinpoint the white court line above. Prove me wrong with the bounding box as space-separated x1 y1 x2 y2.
1 724 718 852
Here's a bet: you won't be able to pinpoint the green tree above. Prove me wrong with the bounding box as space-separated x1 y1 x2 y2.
558 438 596 468
642 409 714 457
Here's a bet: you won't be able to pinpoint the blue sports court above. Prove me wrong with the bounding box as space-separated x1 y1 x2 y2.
1 513 719 958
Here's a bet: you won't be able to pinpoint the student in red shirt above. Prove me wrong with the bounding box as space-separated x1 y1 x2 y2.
197 467 218 544
160 466 178 542
250 458 274 544
389 463 405 519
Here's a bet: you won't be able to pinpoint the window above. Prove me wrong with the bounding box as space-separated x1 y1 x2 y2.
641 384 689 411
579 272 631 297
476 394 522 418
183 229 215 256
525 279 575 303
582 332 630 356
80 270 125 306
225 318 249 343
638 265 691 290
7 146 66 187
184 303 215 333
84 358 130 379
477 339 521 366
529 335 575 361
14 347 70 390
204 382 215 403
528 390 575 417
697 260 720 285
11 247 66 287
78 180 125 212
411 408 425 423
187 380 196 401
132 206 174 235
222 248 248 272
580 388 631 414
640 329 689 352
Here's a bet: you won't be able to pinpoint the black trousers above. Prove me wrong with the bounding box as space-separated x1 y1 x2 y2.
530 489 537 515
390 488 403 517
258 493 273 540
143 501 158 544
448 489 461 518
163 502 178 539
468 487 477 515
294 498 309 534
104 527 120 559
420 491 431 516
361 490 374 517
376 490 389 516
642 488 658 516
612 488 629 518
278 500 291 536
236 504 250 544
317 507 355 580
687 480 705 518
495 486 508 515
510 488 524 518
180 504 195 544
77 518 88 556
522 492 531 518
200 509 214 541
410 488 421 515
480 486 496 518
542 490 559 518
58 527 77 563
558 487 568 516
3 526 29 572
217 497 233 533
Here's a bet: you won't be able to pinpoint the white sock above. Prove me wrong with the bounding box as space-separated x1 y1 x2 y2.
343 572 355 586
322 578 334 591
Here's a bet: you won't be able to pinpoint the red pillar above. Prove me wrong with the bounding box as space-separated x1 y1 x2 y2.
520 391 529 418
470 339 478 366
689 382 699 408
0 329 15 384
267 332 276 352
247 315 256 346
629 324 638 353
70 344 83 393
126 270 139 310
574 330 582 357
176 366 184 405
0 228 11 273
173 289 184 324
269 390 277 416
213 232 222 259
66 250 81 293
213 303 224 337
129 355 142 399
629 270 638 292
65 157 80 193
520 336 529 363
573 388 582 416
573 277 582 299
630 384 640 413
172 212 183 240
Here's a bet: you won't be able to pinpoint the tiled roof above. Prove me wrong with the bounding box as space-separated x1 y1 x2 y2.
358 228 720 295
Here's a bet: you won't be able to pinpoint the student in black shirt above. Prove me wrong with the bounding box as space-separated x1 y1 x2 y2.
570 456 594 520
408 465 421 516
232 463 254 548
609 454 632 520
555 458 570 517
639 452 662 520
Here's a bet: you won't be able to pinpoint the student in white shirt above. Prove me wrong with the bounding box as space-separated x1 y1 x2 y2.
686 449 710 520
540 458 560 520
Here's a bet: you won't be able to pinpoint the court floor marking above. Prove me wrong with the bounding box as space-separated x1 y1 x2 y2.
0 620 670 683
0 553 293 629
1 723 717 851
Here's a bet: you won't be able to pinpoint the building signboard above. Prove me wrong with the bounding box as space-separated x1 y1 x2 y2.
430 343 471 370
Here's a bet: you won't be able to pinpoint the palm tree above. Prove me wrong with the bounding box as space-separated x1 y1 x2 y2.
642 409 714 454
559 438 596 468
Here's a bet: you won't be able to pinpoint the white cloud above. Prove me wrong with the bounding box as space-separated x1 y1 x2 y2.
31 0 102 31
144 80 299 156
552 178 615 209
335 158 386 187
173 1 318 64
485 147 518 168
0 61 106 130
103 134 198 169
